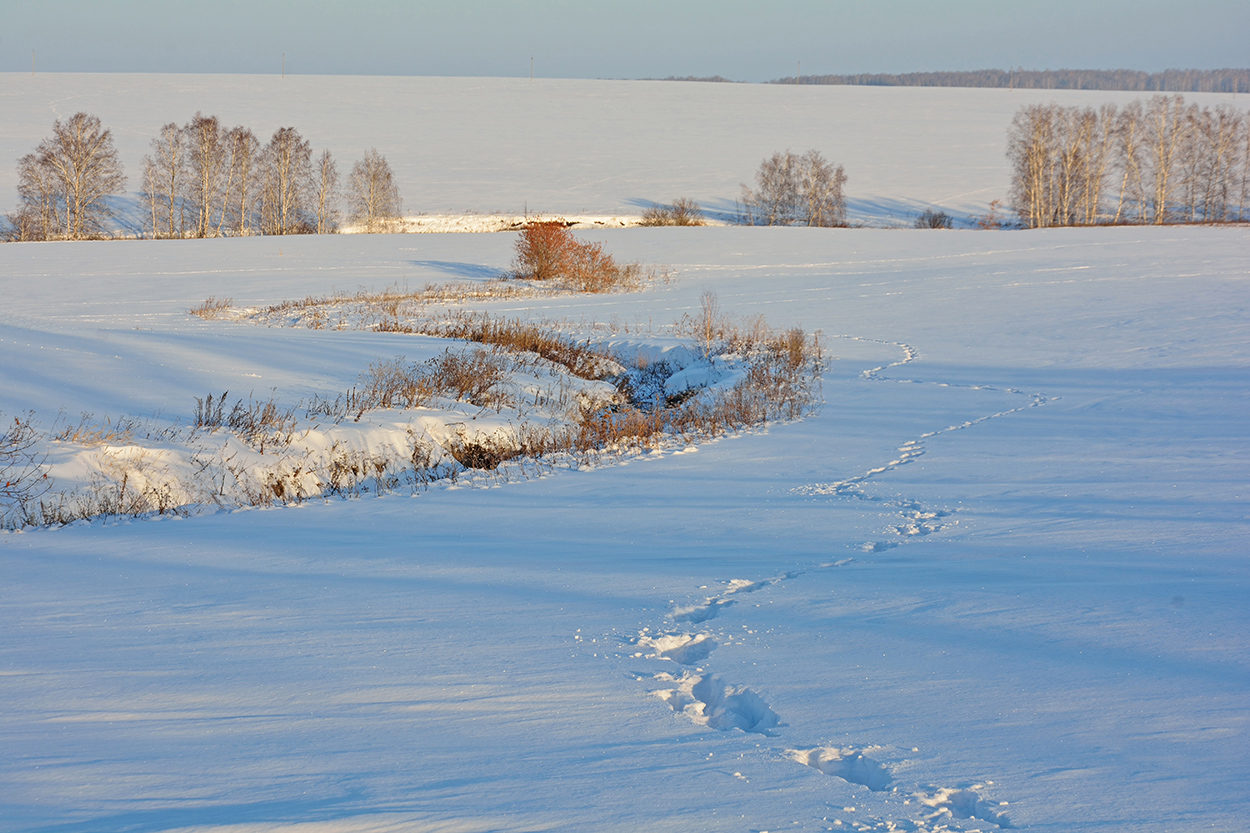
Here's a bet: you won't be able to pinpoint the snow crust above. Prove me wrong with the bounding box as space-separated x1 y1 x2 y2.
1 75 1249 833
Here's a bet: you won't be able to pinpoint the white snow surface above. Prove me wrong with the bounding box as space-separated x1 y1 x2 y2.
1 76 1248 833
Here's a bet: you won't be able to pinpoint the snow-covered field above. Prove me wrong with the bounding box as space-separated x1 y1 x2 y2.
2 76 1249 833
3 73 1244 226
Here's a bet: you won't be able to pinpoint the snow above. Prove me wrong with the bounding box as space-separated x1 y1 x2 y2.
3 73 1243 226
2 75 1249 833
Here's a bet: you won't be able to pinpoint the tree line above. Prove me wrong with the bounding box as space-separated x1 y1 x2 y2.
777 69 1250 94
1007 95 1250 227
4 112 402 241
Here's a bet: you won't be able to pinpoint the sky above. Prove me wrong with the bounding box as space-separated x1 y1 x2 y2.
2 0 1247 80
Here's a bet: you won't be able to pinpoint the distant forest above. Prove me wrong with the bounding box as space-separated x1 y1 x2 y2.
767 69 1250 93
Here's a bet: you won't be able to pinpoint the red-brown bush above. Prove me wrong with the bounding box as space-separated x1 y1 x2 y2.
511 221 641 292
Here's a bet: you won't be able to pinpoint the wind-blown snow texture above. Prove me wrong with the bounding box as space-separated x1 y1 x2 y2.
2 77 1249 833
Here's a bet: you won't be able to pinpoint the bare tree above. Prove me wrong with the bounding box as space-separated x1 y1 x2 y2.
6 152 62 240
259 127 314 235
142 122 189 239
1008 103 1059 227
1113 101 1147 224
1010 103 1116 227
1079 103 1118 225
185 112 226 238
741 149 846 226
797 149 847 227
12 113 125 240
219 126 260 235
1010 95 1249 227
1144 95 1190 224
1193 105 1243 222
347 148 402 233
314 149 340 234
1182 105 1243 223
1241 116 1250 221
741 151 797 225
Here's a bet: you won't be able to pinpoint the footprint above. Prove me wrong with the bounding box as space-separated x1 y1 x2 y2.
654 671 782 735
639 632 718 665
724 573 794 595
724 578 771 595
788 746 894 792
916 785 1012 828
670 597 734 623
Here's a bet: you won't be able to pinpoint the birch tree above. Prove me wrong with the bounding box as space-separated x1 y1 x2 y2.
741 149 847 226
17 113 126 240
314 149 340 234
142 122 189 239
185 113 226 238
219 126 260 235
259 127 313 235
347 148 402 233
1144 95 1190 224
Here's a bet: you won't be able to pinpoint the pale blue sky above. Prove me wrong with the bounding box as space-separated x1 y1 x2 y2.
3 0 1246 79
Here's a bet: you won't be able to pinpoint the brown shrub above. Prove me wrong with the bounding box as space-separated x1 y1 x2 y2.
511 222 641 293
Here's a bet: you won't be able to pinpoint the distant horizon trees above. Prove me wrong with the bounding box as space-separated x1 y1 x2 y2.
1008 95 1250 227
776 68 1250 94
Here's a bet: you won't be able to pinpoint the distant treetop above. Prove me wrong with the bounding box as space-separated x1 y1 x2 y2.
767 69 1250 94
653 75 739 83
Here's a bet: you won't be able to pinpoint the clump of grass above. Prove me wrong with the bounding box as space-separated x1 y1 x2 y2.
443 429 523 471
640 197 706 226
52 413 140 445
190 296 234 319
308 347 514 422
428 312 623 380
194 393 300 450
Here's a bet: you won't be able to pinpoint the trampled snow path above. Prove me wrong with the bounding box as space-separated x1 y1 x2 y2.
625 338 1044 830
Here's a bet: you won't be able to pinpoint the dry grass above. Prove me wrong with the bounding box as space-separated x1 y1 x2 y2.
308 347 515 421
640 198 706 226
194 393 300 450
7 286 823 529
423 312 622 380
52 413 140 445
190 296 234 319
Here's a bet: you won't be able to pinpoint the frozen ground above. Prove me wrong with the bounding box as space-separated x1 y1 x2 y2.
2 222 1248 832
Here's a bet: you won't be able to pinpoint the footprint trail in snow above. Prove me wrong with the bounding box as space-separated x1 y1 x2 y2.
631 572 1013 830
620 338 1034 829
797 337 1052 553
